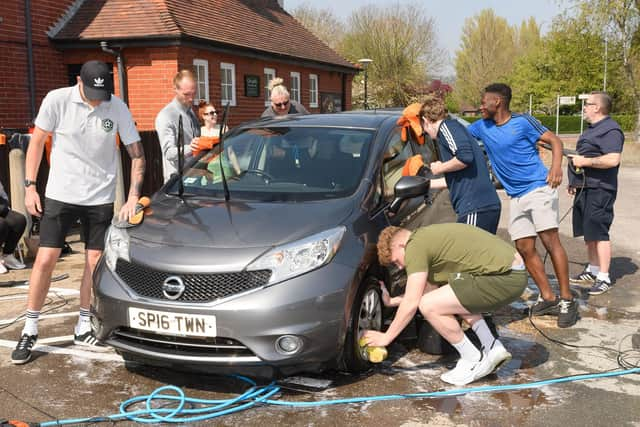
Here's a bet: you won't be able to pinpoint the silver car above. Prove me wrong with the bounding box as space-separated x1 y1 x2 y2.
92 112 455 377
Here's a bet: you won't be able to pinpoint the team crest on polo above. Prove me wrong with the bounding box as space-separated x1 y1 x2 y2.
102 118 114 132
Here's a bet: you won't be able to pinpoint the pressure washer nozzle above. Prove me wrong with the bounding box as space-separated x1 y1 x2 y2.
358 337 388 363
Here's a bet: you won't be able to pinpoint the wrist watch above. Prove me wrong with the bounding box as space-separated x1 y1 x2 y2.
24 179 36 188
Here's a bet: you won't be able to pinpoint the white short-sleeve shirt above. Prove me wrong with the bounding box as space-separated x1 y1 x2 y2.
34 85 140 205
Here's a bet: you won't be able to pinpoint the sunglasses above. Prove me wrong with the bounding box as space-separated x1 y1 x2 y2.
273 100 289 108
204 111 217 116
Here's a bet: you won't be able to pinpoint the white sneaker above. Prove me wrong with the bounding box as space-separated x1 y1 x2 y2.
486 342 512 373
2 254 25 270
0 262 7 274
440 354 494 386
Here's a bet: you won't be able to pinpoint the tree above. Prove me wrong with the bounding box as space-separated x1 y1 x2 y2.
572 0 640 138
454 9 517 107
340 4 444 107
290 3 345 51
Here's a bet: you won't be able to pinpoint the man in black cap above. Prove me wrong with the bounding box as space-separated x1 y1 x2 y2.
11 60 146 365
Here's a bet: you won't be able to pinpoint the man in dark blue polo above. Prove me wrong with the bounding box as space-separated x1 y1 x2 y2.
568 91 624 295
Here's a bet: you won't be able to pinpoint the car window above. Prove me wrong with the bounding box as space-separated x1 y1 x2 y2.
381 128 412 200
166 127 374 202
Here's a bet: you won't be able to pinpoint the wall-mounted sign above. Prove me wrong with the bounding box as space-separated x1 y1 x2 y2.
320 92 342 113
244 75 260 97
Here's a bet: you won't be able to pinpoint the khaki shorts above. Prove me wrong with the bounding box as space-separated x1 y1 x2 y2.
509 185 559 240
449 270 528 314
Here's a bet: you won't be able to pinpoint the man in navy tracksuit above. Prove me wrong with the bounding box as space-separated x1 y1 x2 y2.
419 94 501 233
568 91 624 295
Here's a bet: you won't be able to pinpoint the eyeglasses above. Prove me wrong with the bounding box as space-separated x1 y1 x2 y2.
584 102 597 106
204 111 217 116
273 100 289 108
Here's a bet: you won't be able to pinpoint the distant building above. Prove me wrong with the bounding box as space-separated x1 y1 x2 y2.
1 0 358 130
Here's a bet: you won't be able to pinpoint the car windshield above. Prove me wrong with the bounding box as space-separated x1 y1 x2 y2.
166 126 374 202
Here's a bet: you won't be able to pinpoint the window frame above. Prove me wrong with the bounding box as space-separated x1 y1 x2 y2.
193 59 209 104
309 74 318 108
220 62 236 106
264 67 276 106
290 71 301 103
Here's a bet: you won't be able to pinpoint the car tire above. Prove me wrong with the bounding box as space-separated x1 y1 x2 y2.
341 277 384 372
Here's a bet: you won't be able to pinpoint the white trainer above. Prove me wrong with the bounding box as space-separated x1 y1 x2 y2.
487 342 512 373
440 353 495 386
0 261 7 274
2 254 26 270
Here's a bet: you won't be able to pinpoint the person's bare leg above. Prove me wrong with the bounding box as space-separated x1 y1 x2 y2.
26 247 62 311
586 241 599 268
515 236 556 301
538 228 572 300
79 249 102 309
418 285 477 343
596 241 611 275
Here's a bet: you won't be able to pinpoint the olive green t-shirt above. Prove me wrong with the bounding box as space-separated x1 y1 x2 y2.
405 223 515 284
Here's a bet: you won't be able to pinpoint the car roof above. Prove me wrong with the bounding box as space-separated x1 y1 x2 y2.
238 111 399 130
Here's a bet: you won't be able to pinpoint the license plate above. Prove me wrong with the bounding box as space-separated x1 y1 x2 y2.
128 308 216 337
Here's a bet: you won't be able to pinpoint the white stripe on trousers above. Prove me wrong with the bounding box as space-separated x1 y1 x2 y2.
466 212 477 226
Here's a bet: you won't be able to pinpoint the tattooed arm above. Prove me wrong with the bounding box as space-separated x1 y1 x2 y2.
118 141 146 221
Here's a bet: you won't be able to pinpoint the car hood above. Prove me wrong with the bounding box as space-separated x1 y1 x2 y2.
128 195 354 253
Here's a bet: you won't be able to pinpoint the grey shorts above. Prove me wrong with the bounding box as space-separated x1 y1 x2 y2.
509 185 559 240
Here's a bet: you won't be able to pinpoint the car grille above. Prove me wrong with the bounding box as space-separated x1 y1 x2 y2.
112 327 257 359
115 259 271 302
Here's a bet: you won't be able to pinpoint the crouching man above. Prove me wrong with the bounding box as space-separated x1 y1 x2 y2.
364 223 527 386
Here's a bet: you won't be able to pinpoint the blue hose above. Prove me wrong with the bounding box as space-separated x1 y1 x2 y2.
39 368 640 426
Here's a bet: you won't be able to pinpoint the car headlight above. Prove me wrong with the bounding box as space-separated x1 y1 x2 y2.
104 225 130 271
247 226 346 284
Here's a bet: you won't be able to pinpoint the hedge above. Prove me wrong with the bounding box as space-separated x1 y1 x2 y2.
461 114 636 133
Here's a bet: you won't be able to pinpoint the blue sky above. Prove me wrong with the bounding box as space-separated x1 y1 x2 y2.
284 0 566 75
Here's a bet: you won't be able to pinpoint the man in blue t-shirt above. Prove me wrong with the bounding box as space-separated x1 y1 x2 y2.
568 91 624 296
468 83 577 328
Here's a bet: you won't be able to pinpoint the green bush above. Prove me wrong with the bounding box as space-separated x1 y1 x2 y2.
461 114 637 133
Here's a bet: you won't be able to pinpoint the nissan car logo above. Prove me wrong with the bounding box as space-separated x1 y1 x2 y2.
162 276 185 300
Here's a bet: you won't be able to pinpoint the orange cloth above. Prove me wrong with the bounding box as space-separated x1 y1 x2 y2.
0 134 5 145
193 136 220 156
396 103 424 145
402 154 424 176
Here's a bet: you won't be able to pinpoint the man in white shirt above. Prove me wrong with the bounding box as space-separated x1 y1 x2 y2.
11 60 146 364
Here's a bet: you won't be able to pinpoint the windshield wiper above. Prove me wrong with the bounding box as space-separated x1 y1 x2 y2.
218 103 232 201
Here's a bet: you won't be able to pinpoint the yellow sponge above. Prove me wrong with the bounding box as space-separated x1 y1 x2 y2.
359 337 388 363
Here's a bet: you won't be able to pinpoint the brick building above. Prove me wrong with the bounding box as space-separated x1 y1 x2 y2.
1 0 357 131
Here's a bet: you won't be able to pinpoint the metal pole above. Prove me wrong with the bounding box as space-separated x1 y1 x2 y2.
580 99 585 134
555 95 560 135
364 69 368 110
604 35 608 91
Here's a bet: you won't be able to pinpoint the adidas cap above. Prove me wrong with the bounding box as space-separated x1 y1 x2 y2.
80 60 113 101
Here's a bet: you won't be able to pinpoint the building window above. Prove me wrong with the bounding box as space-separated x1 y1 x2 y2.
193 59 209 103
220 62 236 106
309 74 318 108
290 72 300 103
264 67 276 106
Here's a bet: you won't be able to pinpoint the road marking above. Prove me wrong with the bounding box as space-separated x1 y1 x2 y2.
0 338 123 362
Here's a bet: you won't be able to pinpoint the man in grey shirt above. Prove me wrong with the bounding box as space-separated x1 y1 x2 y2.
155 69 202 183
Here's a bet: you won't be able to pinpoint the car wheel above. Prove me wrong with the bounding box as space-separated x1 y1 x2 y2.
341 277 384 372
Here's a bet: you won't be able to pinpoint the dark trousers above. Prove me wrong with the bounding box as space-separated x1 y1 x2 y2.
0 210 27 254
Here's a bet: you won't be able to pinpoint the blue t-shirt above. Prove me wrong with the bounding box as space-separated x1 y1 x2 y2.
568 116 624 191
436 118 501 215
468 114 548 197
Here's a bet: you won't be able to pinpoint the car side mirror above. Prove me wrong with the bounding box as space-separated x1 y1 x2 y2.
388 176 431 213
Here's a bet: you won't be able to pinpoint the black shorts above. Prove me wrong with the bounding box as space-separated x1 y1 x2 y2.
572 187 616 241
39 198 114 250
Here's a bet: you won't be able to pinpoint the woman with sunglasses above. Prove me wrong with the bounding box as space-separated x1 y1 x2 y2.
261 78 310 117
191 101 228 156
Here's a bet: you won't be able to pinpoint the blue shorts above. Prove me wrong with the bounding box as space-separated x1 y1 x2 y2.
572 187 616 241
457 208 501 235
